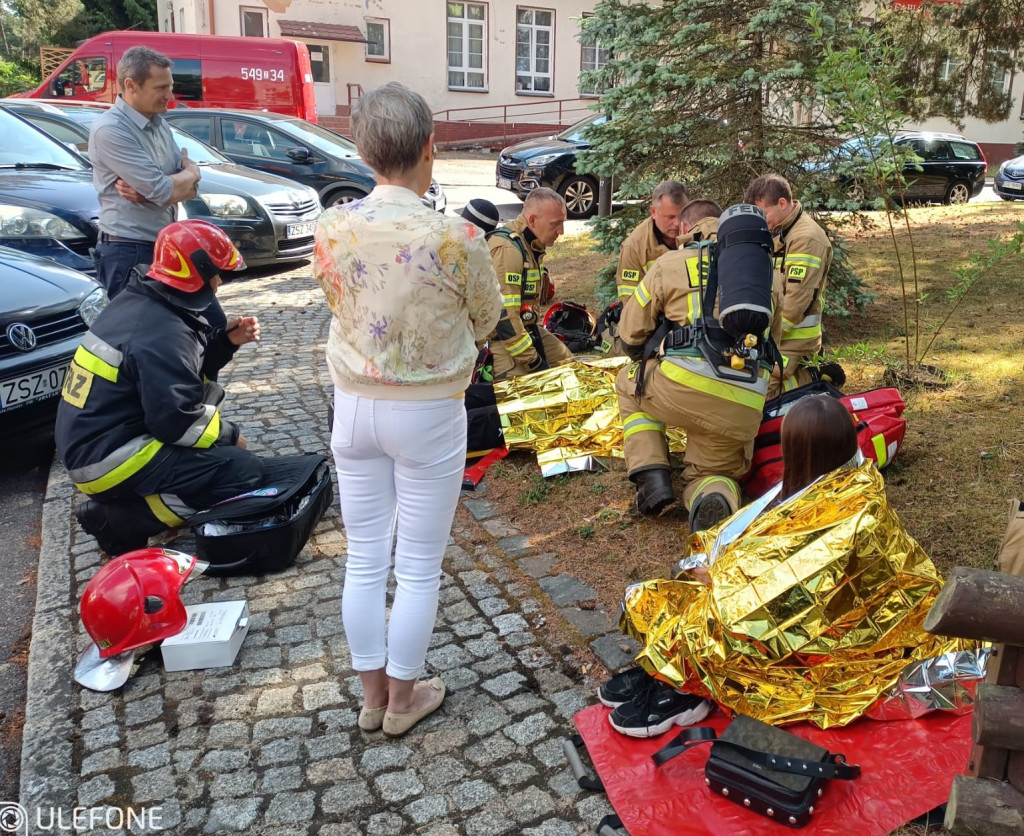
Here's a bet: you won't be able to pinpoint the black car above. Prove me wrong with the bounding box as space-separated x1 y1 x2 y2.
3 101 323 268
496 113 606 219
0 245 107 440
0 107 99 274
165 108 446 211
994 154 1024 201
827 132 987 206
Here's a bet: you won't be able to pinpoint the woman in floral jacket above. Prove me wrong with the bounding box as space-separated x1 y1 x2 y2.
313 82 501 737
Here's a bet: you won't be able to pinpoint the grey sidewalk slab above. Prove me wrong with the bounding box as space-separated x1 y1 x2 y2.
20 267 620 835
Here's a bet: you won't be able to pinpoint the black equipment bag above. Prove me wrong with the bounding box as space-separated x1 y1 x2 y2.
188 453 333 576
465 381 503 462
653 715 860 828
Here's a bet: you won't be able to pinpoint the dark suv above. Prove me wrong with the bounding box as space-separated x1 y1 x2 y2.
831 132 987 206
496 113 606 219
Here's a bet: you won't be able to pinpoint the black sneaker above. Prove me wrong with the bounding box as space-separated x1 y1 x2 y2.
598 667 650 708
609 678 713 738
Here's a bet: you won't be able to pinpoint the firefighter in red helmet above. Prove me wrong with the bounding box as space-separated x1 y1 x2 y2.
55 220 264 557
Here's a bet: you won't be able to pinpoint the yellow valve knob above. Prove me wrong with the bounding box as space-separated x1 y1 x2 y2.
743 334 758 348
730 355 746 370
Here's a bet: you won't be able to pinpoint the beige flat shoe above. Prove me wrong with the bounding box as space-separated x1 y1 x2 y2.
382 677 446 737
358 705 387 732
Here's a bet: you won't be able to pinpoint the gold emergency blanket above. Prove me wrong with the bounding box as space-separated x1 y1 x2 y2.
620 463 967 729
494 357 685 469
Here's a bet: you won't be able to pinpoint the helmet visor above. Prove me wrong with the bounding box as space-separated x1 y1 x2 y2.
74 643 135 691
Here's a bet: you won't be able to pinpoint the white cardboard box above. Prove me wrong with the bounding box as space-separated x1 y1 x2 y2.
161 600 250 672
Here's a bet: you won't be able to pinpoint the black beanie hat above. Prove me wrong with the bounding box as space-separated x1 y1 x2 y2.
460 199 500 234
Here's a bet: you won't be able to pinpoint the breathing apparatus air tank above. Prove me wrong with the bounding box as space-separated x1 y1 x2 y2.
698 204 775 381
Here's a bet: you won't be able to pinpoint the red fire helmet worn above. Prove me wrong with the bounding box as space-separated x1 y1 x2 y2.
147 220 245 294
74 549 207 691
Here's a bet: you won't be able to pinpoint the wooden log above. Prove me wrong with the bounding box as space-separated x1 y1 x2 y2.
1008 751 1024 795
946 775 1024 835
970 741 1009 781
986 645 1021 687
924 567 1024 644
974 685 1024 750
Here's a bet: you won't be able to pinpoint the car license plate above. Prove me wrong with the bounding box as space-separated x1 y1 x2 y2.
1004 181 1022 191
0 363 68 412
287 221 316 239
497 177 512 189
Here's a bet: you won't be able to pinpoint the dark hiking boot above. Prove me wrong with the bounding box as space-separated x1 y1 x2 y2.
688 493 732 533
75 500 148 557
633 468 675 516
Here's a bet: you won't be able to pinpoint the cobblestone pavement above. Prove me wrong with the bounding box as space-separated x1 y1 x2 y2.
20 264 628 835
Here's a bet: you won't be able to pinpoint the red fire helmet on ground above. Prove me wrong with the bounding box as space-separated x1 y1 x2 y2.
74 548 207 691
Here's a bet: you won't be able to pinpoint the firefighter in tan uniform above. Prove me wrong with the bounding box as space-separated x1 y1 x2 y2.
615 200 783 531
745 175 833 398
487 187 573 379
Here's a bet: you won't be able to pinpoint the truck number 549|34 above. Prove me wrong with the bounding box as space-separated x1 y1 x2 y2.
241 67 285 82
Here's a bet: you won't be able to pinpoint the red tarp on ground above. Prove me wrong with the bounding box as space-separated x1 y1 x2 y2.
574 703 972 836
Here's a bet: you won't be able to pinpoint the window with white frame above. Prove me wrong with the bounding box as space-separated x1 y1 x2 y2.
986 50 1012 96
516 7 554 94
938 54 962 82
365 18 390 62
579 13 610 97
447 3 487 91
240 7 266 38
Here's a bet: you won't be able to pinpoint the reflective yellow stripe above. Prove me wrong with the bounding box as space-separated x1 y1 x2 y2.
782 375 801 392
507 333 533 356
782 323 823 341
634 280 652 308
659 361 767 411
72 345 118 383
145 494 186 527
194 410 221 449
692 475 740 506
617 285 636 299
502 294 520 308
872 434 887 467
623 412 665 440
685 257 706 288
75 438 165 495
785 253 823 268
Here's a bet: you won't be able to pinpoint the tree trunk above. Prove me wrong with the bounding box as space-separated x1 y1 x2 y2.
924 567 1024 644
946 775 1024 836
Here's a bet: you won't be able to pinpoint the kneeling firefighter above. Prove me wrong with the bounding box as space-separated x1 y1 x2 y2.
55 220 265 556
615 200 783 531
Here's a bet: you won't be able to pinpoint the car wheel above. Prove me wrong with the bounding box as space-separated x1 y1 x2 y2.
846 181 866 205
944 181 971 205
558 175 598 220
324 189 367 208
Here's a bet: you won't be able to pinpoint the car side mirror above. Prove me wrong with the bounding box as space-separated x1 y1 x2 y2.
286 147 313 164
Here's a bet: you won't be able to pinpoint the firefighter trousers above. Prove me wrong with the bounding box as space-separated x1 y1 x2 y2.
767 359 814 400
616 359 760 514
491 327 573 380
88 445 266 542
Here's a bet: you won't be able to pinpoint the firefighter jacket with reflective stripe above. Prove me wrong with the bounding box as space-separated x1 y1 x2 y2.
487 214 553 366
772 201 832 367
618 216 783 420
55 275 240 495
616 217 676 300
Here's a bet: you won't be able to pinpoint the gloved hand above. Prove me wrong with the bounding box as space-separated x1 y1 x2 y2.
528 355 550 373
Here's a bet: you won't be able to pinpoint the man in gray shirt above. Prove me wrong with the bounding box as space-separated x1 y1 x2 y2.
89 45 202 299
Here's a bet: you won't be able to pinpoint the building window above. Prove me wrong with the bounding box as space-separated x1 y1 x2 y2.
516 7 554 95
447 2 487 91
178 8 184 33
938 55 961 82
365 18 390 62
240 7 267 38
307 45 331 83
579 13 610 97
986 50 1012 96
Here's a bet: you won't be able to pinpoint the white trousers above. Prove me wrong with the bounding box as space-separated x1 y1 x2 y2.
331 387 467 680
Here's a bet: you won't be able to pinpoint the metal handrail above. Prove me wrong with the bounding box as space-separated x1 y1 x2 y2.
346 83 363 106
433 97 595 146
